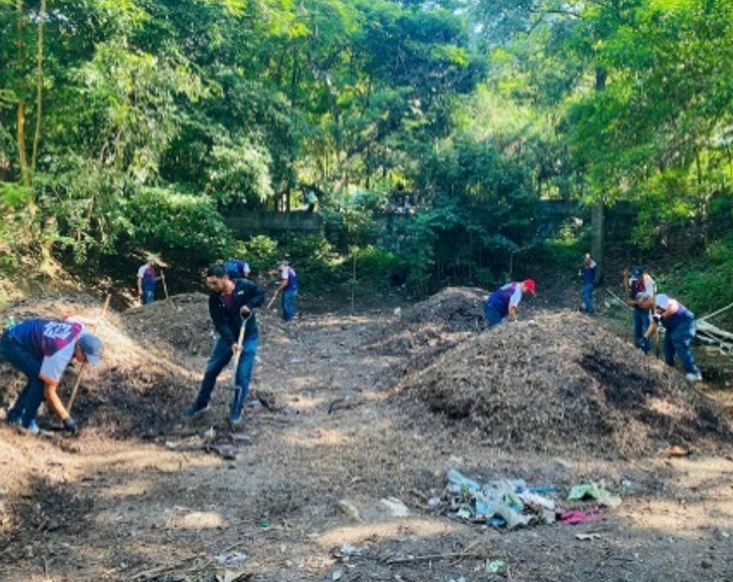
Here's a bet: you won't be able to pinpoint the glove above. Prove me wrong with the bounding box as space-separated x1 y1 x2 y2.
63 416 79 434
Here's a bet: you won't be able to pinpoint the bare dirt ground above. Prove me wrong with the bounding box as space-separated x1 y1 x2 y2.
2 288 733 582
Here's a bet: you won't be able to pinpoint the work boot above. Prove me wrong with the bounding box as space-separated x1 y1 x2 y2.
685 372 702 383
183 402 210 418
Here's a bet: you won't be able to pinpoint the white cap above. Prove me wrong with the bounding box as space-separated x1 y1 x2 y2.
655 294 670 310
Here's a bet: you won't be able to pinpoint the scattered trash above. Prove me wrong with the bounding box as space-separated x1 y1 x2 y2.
575 532 602 541
486 559 506 574
561 508 603 524
215 553 248 565
338 543 369 558
567 483 621 507
221 570 251 582
445 468 555 529
381 497 410 517
258 518 270 528
444 469 622 530
337 499 364 522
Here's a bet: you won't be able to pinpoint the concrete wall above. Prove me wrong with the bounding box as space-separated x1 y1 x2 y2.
224 211 323 238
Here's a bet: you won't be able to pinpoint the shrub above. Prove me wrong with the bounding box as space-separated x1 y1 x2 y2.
127 187 232 263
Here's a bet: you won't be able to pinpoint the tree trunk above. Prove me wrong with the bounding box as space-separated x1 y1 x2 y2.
16 0 31 189
591 203 604 283
590 66 607 283
31 0 45 173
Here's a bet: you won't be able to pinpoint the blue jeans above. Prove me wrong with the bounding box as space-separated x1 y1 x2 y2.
664 320 700 375
142 288 155 305
282 289 297 322
0 331 44 427
193 334 259 413
632 308 651 354
582 283 594 313
483 303 503 328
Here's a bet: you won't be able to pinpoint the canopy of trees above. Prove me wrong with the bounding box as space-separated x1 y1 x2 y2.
2 0 733 299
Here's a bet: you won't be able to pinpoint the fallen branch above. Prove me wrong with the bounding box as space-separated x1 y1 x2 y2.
699 300 733 323
385 551 487 565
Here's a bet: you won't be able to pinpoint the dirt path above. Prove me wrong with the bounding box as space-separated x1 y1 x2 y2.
2 300 733 581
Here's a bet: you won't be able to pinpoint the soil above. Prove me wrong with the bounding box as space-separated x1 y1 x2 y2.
2 288 733 582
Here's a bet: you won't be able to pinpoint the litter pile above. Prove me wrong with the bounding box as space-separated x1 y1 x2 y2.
390 297 733 457
443 468 619 529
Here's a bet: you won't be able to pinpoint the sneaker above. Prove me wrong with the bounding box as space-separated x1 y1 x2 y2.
228 409 243 426
685 372 703 383
21 420 40 435
183 403 210 417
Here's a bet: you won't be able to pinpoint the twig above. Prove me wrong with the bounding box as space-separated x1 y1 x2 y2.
130 553 206 581
385 551 486 565
161 270 169 300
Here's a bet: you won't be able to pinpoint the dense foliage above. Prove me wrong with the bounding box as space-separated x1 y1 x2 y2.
2 0 733 307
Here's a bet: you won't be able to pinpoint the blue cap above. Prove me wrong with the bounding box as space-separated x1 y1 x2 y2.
78 333 103 366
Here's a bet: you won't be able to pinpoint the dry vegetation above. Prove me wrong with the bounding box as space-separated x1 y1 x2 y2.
1 288 733 581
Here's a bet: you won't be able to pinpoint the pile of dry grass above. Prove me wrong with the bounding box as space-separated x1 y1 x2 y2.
392 306 733 458
365 287 487 356
0 295 210 438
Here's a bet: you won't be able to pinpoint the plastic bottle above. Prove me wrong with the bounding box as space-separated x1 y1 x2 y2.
5 316 16 329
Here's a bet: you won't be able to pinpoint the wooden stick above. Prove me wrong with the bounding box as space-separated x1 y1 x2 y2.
699 300 733 323
385 551 487 565
604 287 632 310
267 289 280 310
161 270 169 300
66 295 111 412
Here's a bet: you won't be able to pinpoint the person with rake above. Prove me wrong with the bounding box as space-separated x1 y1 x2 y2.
184 264 266 425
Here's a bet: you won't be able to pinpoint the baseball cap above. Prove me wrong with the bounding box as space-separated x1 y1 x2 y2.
631 266 644 280
78 333 103 366
522 279 536 295
655 294 670 310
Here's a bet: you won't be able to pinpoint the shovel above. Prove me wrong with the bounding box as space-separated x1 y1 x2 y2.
229 313 250 423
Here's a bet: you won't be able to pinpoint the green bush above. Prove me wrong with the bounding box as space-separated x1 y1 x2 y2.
676 234 733 316
237 235 280 279
350 246 402 292
127 187 232 262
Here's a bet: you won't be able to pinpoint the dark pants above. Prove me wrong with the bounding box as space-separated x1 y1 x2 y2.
282 289 297 322
483 303 504 328
582 283 594 313
0 331 44 426
193 334 259 413
664 320 700 375
632 308 651 354
142 288 155 305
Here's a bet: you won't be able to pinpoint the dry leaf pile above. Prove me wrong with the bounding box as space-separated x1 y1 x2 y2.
389 290 733 458
364 286 487 357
